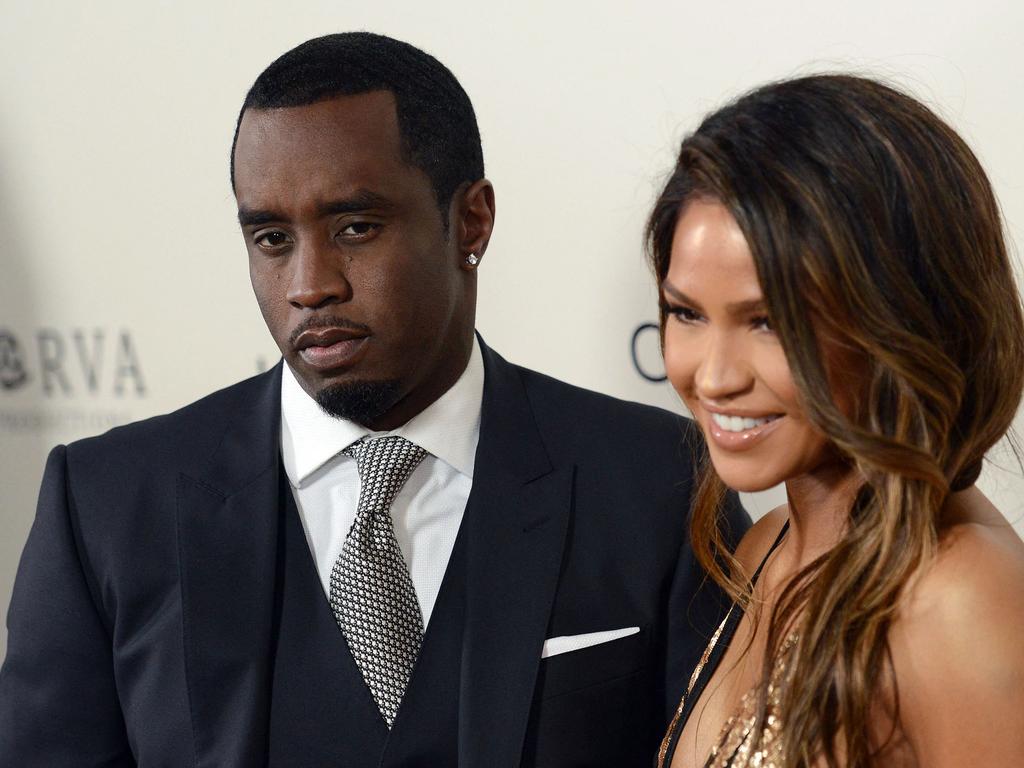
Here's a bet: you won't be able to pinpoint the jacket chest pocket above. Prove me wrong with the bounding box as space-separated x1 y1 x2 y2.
536 624 650 701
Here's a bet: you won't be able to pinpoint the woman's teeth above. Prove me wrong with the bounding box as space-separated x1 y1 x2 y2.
711 413 778 432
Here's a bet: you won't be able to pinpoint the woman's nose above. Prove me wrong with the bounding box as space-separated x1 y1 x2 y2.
695 330 754 401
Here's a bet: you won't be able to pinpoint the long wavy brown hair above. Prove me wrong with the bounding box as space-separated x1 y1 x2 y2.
647 74 1024 765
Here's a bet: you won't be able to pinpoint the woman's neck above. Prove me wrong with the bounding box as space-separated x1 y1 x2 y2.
781 461 862 569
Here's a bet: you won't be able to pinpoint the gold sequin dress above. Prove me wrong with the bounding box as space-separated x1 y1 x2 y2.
658 524 793 768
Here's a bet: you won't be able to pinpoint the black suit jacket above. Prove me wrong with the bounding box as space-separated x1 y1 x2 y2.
0 341 747 766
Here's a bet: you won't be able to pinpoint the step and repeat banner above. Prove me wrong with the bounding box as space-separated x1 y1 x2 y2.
2 1 1022 654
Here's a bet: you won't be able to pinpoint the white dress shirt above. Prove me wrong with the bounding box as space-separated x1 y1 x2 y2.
280 338 483 628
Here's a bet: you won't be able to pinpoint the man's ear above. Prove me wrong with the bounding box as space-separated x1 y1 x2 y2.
453 179 495 271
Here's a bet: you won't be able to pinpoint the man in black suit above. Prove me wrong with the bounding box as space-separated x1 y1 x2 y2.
0 33 747 766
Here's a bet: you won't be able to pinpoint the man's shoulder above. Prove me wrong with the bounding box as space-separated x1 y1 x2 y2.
509 361 696 458
515 361 688 425
65 367 276 471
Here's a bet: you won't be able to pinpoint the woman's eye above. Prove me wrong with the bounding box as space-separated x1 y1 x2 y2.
254 231 290 249
668 305 703 324
752 315 773 332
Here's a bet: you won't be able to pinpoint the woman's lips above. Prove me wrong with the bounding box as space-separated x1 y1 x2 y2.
297 336 368 371
705 410 784 451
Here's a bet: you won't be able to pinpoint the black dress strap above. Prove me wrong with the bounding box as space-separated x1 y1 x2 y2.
660 520 789 766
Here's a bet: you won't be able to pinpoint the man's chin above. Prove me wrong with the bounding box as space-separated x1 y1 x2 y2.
313 378 403 426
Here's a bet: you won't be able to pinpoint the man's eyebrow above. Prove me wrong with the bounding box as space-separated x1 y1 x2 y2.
317 191 394 217
237 191 395 228
237 207 282 227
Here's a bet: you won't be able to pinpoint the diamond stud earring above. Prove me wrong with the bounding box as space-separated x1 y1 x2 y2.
466 253 480 266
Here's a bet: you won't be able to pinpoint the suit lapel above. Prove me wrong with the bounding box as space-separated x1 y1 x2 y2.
460 343 574 767
176 365 283 767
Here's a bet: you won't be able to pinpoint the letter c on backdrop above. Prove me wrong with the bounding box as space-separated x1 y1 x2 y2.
630 323 667 383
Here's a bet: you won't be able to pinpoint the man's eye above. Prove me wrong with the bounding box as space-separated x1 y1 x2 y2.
340 222 380 238
668 305 702 324
254 231 290 249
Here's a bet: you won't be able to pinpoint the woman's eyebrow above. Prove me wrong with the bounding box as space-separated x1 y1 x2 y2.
660 280 700 308
661 280 766 314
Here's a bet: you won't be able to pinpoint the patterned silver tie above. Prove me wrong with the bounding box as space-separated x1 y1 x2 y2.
329 436 427 727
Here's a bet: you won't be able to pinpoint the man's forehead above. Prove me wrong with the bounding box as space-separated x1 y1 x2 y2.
233 91 407 191
237 91 399 148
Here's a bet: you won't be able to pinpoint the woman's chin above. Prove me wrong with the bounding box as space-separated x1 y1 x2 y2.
711 464 787 495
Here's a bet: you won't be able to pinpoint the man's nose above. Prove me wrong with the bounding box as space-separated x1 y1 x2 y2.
286 238 352 310
695 330 753 401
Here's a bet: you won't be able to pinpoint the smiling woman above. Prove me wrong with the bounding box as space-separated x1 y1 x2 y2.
661 199 831 494
648 75 1024 767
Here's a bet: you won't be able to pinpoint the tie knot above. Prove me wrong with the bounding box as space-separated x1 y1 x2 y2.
344 436 427 511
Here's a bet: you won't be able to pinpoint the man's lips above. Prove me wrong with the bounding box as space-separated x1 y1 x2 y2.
293 327 370 371
294 327 368 351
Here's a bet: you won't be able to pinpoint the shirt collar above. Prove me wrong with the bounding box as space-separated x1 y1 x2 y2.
280 337 484 489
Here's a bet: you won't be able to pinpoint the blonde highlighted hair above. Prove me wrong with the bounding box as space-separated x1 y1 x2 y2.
647 75 1024 765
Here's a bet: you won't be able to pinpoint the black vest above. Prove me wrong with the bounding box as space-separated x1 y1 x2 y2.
267 474 468 767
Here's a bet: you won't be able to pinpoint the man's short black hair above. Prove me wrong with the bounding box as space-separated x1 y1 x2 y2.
230 32 484 221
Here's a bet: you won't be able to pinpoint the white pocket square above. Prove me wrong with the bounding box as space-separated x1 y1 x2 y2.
540 626 640 659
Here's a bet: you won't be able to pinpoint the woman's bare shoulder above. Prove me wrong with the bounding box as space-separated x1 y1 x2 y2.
887 488 1024 764
904 487 1024 631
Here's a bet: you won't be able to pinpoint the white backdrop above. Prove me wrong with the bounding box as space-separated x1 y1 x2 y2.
1 0 1022 655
